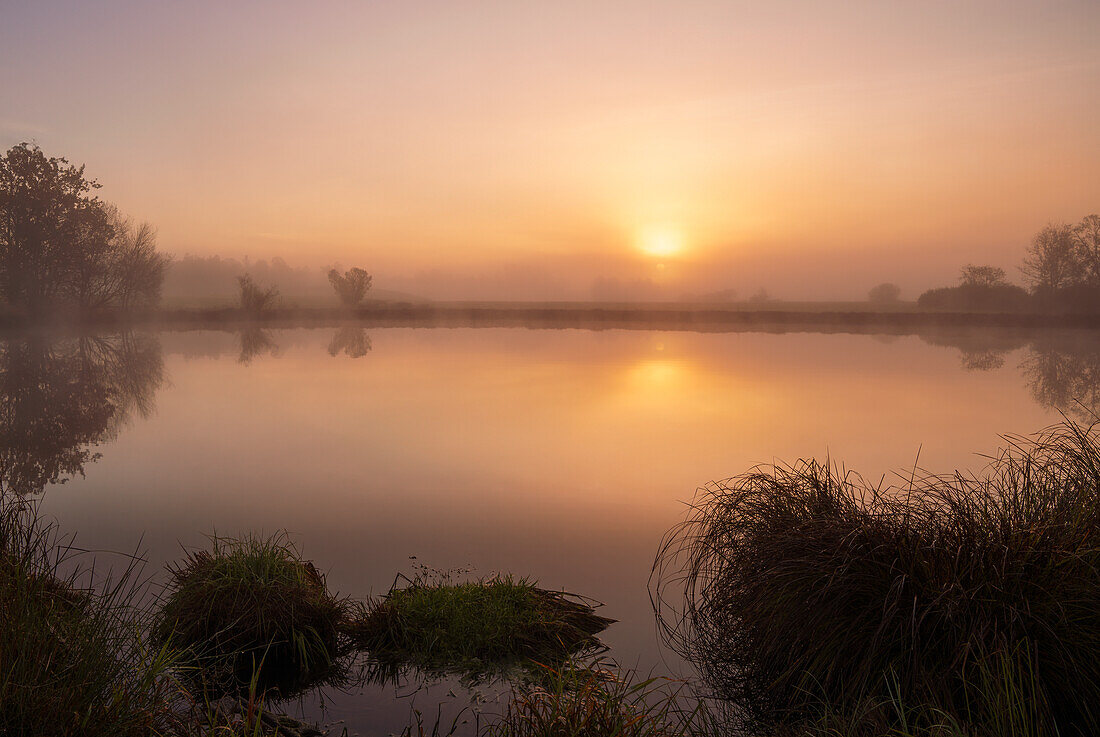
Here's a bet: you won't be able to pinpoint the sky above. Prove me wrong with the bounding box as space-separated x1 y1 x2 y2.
2 0 1099 300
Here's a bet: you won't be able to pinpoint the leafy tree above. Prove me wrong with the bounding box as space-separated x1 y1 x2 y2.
0 143 166 313
327 267 372 306
867 282 901 303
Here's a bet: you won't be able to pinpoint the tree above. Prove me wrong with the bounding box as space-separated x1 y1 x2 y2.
867 282 901 304
1022 224 1079 295
0 143 103 310
1073 214 1100 286
237 274 279 315
328 267 372 306
0 143 167 313
959 265 1008 288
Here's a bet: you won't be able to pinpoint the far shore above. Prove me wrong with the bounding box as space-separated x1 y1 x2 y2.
3 300 1100 335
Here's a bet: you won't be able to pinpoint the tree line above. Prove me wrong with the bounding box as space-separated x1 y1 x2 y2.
1 143 373 318
918 215 1100 312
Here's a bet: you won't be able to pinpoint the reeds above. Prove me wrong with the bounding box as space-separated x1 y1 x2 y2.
652 421 1100 736
0 492 177 736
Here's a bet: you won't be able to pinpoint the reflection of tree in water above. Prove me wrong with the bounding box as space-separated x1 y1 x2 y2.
0 333 164 495
327 327 371 358
237 327 279 365
917 327 1029 372
1021 332 1100 420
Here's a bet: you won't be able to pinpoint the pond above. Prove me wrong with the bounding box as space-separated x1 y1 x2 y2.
3 323 1096 733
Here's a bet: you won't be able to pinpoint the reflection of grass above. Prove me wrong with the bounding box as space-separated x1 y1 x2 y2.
155 533 352 700
653 421 1100 736
347 573 614 680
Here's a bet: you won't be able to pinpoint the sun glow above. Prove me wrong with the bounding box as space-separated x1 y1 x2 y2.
638 225 684 258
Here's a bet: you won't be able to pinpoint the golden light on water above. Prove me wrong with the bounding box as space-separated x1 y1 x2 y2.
638 225 685 258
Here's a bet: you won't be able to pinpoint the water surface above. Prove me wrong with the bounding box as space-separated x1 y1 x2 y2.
4 324 1095 732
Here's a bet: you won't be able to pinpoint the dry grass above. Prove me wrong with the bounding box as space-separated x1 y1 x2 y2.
652 421 1100 736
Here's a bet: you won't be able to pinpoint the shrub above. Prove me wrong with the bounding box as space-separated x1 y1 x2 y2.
155 533 351 699
652 422 1100 736
867 283 901 304
328 267 372 307
916 283 1032 312
347 573 614 679
0 492 175 736
237 274 279 316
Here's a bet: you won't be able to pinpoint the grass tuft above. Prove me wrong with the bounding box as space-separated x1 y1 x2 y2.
482 659 701 737
346 571 614 679
652 420 1100 736
155 532 352 700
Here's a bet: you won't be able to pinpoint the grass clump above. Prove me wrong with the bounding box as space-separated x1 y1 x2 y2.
652 421 1100 736
0 492 176 736
482 659 701 737
347 571 614 678
155 532 351 700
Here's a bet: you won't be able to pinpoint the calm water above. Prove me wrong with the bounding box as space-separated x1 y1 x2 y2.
4 323 1097 733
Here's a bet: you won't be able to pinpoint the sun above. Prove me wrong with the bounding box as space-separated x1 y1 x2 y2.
638 225 684 258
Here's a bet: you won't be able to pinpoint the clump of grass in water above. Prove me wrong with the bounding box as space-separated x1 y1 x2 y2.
652 420 1100 736
0 492 178 736
482 658 703 737
155 532 353 700
346 569 614 680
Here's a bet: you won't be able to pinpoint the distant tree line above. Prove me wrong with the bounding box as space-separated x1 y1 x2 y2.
0 144 168 315
918 215 1100 313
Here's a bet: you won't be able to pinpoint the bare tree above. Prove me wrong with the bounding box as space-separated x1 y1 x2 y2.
959 265 1008 287
328 267 372 306
237 274 279 315
1074 214 1100 286
1022 224 1079 294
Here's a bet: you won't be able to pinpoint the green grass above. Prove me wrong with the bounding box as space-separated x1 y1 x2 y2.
0 492 178 736
346 572 614 679
154 532 352 700
653 420 1100 736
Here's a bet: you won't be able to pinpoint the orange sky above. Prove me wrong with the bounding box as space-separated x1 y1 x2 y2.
2 1 1099 299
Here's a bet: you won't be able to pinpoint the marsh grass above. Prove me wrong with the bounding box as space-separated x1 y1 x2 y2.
482 659 702 737
0 492 178 736
652 421 1100 736
155 532 353 700
346 571 614 680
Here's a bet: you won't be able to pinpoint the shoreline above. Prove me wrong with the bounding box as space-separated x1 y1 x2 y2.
2 302 1100 335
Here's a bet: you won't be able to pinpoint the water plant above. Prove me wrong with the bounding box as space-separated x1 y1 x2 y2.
346 571 614 680
652 421 1100 736
155 532 353 700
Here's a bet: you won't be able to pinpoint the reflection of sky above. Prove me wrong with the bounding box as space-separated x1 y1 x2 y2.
34 326 1074 731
